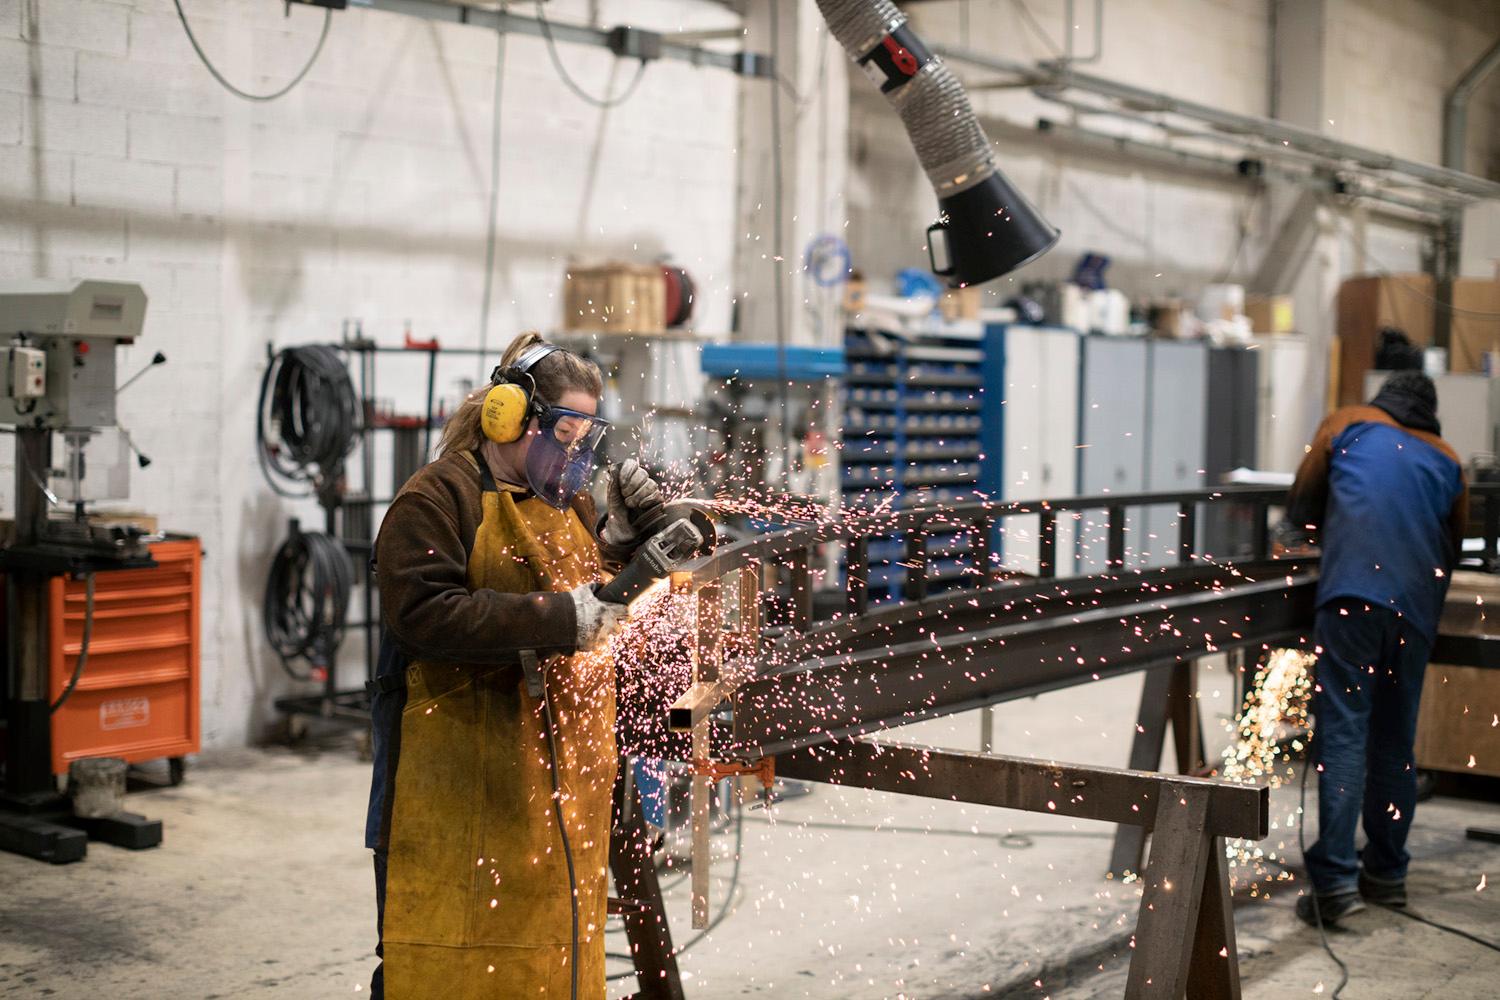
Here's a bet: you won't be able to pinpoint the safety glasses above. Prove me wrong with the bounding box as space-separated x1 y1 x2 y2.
536 405 610 455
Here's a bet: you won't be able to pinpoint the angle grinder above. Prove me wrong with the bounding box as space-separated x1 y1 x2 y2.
596 497 716 607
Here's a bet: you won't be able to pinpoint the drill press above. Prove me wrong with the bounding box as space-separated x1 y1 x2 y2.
0 280 162 863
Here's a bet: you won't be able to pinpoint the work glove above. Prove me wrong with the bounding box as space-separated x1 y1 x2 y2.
571 583 629 652
602 459 662 548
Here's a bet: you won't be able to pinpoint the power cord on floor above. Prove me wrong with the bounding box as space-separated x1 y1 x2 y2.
1298 747 1350 1000
540 683 580 1000
1298 738 1500 994
48 574 95 714
174 0 331 102
1374 901 1500 954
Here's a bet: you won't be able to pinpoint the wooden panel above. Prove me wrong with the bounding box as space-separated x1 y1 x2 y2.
1415 663 1500 777
1335 274 1433 407
1450 278 1500 373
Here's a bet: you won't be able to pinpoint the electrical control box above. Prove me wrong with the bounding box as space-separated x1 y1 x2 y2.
8 347 45 398
0 280 145 430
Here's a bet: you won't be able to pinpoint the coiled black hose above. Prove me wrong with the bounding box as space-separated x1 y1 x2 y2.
257 345 361 498
263 526 354 682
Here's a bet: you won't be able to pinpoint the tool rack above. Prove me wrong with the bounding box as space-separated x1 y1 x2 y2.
271 333 496 728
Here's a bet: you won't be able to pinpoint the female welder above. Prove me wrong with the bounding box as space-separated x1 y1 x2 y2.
364 331 661 999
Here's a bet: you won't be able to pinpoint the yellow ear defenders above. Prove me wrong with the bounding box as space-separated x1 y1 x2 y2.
480 343 562 444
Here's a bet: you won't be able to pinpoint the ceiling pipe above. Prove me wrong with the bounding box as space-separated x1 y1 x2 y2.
1034 91 1470 214
1443 37 1500 171
933 41 1500 202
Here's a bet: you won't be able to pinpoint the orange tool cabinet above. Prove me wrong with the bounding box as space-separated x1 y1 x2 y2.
46 537 201 775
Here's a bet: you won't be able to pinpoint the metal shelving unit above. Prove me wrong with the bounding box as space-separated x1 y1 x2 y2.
841 322 989 603
272 336 496 728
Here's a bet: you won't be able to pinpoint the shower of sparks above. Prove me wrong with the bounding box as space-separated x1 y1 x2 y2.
1218 648 1316 897
585 398 1348 999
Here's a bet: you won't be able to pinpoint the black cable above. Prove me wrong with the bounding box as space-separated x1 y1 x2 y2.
541 685 581 1000
1011 0 1064 59
257 345 361 498
534 2 648 109
1330 213 1500 318
1374 901 1500 954
478 10 508 378
262 528 353 682
768 0 790 485
1298 746 1350 999
173 0 331 102
48 575 95 715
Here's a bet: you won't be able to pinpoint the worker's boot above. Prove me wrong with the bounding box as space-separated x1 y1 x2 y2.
1358 870 1407 908
1295 889 1365 928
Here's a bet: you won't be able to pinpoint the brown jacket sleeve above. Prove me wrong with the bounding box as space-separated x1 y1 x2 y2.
1448 472 1470 569
1287 414 1336 532
376 491 578 664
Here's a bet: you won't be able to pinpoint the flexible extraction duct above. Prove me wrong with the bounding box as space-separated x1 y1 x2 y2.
816 0 1059 286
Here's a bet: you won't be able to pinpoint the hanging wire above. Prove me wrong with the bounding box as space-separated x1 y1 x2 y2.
478 7 509 378
534 1 649 109
173 0 331 102
1332 213 1500 318
768 0 791 485
1011 0 1064 59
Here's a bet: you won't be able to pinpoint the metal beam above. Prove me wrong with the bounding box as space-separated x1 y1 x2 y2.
730 572 1318 757
775 738 1269 840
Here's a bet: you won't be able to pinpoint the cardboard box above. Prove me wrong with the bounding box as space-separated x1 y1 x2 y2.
563 263 665 333
1149 301 1187 339
1246 294 1294 333
1451 278 1500 373
1335 274 1434 406
939 285 981 321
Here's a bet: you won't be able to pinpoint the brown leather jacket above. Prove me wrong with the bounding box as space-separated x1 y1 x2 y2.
373 450 632 665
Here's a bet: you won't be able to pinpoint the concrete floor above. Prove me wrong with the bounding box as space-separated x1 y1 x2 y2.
0 666 1496 999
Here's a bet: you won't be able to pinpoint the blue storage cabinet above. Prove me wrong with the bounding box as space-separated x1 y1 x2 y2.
842 322 987 601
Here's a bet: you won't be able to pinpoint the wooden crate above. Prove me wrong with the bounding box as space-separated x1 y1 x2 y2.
1415 573 1500 778
1334 274 1433 407
563 263 665 334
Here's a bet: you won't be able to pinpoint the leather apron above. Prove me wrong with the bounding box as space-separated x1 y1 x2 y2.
382 453 617 998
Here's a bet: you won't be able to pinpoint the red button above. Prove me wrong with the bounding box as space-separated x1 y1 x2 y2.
75 341 90 354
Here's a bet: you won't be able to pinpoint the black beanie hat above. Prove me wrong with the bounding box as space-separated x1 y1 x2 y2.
1369 370 1440 435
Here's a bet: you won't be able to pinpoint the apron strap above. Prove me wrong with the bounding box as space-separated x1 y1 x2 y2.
474 450 549 696
472 449 500 494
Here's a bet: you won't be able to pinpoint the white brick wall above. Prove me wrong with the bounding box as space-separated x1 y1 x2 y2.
1326 0 1500 170
1 0 743 749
